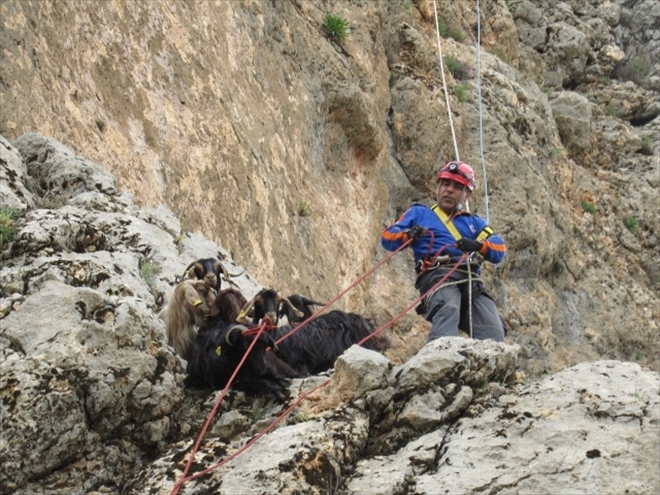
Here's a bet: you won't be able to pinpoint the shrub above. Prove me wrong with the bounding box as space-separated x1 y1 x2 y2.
582 201 597 215
453 84 470 102
489 46 510 64
0 207 20 249
623 216 638 234
444 55 473 80
437 19 464 42
640 136 654 156
322 14 349 41
605 105 620 118
95 118 106 132
298 202 312 217
140 260 162 287
617 54 652 86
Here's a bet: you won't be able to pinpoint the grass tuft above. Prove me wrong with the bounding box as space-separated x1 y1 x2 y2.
444 55 473 80
322 14 350 41
0 207 20 250
582 201 597 215
298 202 312 217
623 216 638 234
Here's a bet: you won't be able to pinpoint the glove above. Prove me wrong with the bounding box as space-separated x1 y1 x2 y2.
456 238 483 253
407 225 425 242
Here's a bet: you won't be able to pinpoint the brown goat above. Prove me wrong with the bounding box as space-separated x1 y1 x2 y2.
206 288 250 327
158 279 217 361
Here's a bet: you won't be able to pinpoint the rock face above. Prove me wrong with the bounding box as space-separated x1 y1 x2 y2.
0 0 657 378
1 136 658 494
1 0 659 492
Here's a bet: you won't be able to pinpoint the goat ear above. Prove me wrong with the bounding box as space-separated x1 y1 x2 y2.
184 284 204 308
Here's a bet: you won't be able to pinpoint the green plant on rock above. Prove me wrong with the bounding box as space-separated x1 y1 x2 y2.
322 13 349 41
489 46 510 64
617 54 652 85
582 201 597 215
298 201 312 217
437 19 464 42
140 260 162 287
640 136 654 156
0 207 20 250
605 105 620 118
454 84 470 102
444 55 473 80
95 118 107 132
623 216 638 234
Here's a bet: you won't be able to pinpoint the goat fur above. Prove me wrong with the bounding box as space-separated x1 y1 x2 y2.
158 279 216 361
248 289 390 376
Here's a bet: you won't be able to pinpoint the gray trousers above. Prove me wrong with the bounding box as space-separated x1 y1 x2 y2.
417 268 505 343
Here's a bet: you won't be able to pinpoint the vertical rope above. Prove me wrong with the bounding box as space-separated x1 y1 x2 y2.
476 0 490 223
432 0 460 162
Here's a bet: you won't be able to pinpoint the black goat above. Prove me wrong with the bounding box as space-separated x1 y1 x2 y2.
237 288 304 325
272 310 389 375
185 288 299 397
181 258 242 292
279 294 326 323
242 289 390 376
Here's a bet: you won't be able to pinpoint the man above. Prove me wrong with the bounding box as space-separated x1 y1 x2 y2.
381 161 506 342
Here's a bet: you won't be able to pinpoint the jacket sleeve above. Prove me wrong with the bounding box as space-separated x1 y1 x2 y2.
381 209 416 252
474 222 506 265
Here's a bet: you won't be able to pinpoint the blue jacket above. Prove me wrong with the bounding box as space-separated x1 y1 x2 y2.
381 203 506 268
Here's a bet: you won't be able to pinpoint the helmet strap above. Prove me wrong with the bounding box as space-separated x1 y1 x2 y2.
452 188 469 217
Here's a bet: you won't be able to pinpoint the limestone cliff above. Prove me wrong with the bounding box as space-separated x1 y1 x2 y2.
1 0 658 374
0 133 658 494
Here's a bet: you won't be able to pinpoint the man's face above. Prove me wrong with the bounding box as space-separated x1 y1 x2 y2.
437 179 470 212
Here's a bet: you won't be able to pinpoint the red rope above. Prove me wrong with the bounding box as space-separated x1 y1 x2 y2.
357 252 467 347
170 255 468 489
169 241 465 491
181 378 330 485
274 239 413 346
170 319 270 495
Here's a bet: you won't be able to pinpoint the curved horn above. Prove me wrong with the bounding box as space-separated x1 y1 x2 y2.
237 293 263 322
213 260 229 279
299 296 326 307
214 260 243 280
183 262 202 280
225 324 250 346
277 295 304 319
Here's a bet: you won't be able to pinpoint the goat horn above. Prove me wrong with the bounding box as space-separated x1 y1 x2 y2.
300 296 326 307
225 324 249 346
214 260 243 280
183 262 201 280
277 295 305 319
237 294 262 322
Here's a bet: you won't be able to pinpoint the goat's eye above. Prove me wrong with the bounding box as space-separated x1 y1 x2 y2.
215 346 222 356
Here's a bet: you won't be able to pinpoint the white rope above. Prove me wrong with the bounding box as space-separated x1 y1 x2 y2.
432 0 460 162
476 0 490 224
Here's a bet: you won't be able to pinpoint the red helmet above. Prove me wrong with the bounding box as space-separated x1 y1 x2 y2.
436 161 476 191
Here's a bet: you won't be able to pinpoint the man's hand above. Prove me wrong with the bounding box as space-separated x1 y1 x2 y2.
456 238 482 253
407 225 425 242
